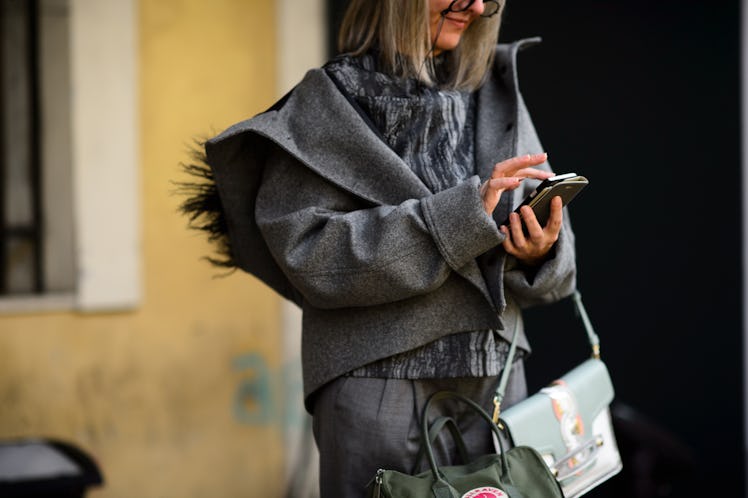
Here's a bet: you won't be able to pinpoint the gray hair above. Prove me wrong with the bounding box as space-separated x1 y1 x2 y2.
337 0 504 90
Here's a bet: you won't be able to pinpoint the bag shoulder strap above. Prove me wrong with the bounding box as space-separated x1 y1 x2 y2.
492 290 600 423
572 290 601 359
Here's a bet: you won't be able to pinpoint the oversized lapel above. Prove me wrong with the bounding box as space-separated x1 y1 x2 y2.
474 38 542 309
234 69 432 205
476 38 542 216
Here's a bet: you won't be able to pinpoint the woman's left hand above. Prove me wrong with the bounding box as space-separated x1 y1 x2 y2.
500 195 563 266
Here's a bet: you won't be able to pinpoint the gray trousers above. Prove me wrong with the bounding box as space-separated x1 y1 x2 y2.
311 360 527 498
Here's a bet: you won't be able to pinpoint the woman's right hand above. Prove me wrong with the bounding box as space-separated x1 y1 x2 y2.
479 153 552 215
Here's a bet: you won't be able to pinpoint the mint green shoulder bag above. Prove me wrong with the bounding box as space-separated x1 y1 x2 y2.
496 291 623 497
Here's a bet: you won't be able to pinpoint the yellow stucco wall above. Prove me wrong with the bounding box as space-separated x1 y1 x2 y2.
0 1 287 496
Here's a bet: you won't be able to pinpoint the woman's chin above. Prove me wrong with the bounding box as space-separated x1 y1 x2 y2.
433 41 461 54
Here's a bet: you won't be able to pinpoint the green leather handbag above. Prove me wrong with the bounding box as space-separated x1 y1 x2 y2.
366 390 565 498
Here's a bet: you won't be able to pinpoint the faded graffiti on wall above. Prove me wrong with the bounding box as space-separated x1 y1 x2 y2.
232 353 305 429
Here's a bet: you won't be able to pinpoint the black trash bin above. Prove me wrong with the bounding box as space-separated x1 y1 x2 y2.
0 438 103 497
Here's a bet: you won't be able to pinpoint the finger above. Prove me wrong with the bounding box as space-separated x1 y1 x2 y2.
491 153 548 179
520 205 544 240
485 177 523 191
508 211 527 247
545 196 564 235
481 178 521 214
513 167 555 181
500 225 519 256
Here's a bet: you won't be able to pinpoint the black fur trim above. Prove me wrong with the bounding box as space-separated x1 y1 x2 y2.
173 140 236 272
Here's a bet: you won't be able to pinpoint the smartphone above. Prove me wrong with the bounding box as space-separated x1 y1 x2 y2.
504 173 589 227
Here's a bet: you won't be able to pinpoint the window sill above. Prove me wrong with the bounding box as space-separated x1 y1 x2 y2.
0 293 76 315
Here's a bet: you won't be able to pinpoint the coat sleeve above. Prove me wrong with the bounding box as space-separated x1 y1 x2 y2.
255 147 504 309
503 212 577 307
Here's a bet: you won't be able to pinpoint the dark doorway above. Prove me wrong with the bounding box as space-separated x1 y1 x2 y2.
497 1 742 496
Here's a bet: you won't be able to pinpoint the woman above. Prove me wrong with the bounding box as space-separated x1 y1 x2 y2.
182 0 577 496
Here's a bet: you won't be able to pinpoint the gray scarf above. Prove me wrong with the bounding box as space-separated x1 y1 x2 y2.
325 53 476 193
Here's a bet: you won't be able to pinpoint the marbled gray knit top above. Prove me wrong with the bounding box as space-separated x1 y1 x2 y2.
325 53 515 379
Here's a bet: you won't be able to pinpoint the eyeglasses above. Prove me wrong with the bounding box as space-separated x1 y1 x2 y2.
442 0 501 18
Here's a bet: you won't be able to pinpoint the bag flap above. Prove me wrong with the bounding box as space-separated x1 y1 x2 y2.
499 358 614 463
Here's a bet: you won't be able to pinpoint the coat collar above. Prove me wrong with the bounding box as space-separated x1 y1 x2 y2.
209 68 431 207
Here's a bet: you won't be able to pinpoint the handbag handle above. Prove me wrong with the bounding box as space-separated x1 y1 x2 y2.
492 290 600 424
420 391 512 487
411 416 470 475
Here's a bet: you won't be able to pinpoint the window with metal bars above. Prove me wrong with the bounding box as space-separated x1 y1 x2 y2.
1 0 42 295
1 0 75 298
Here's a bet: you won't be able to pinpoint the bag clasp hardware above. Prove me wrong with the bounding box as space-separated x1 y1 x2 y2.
373 468 384 498
492 396 501 425
552 436 603 481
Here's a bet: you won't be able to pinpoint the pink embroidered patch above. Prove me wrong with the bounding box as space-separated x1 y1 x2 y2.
461 487 508 498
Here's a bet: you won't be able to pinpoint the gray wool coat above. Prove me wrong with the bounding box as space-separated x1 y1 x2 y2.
205 38 577 411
